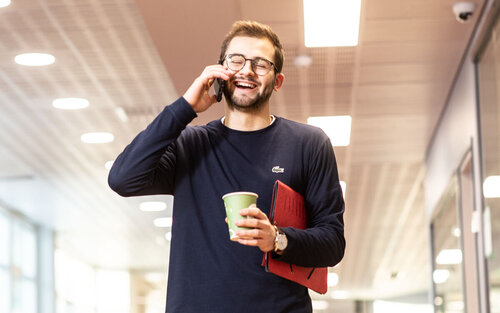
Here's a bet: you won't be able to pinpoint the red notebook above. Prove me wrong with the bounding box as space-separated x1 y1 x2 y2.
262 180 328 294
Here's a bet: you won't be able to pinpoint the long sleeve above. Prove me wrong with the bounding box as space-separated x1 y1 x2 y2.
274 139 345 268
108 112 342 311
108 97 197 197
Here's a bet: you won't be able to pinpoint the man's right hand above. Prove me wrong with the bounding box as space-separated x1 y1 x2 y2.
183 65 233 113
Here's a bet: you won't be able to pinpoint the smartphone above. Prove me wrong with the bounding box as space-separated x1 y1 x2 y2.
213 78 225 102
214 59 226 102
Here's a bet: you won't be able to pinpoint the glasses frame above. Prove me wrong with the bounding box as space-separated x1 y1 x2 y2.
222 53 278 76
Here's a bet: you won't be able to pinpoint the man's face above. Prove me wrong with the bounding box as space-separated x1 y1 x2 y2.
223 36 283 112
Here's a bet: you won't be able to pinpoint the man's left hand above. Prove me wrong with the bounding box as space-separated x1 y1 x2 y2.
235 205 276 252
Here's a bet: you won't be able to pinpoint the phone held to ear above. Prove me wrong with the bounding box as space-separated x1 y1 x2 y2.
214 59 226 102
213 78 225 102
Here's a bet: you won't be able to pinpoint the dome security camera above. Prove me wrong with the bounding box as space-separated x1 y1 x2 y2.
452 2 477 23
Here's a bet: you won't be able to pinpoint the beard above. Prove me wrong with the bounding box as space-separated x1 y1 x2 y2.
224 77 275 112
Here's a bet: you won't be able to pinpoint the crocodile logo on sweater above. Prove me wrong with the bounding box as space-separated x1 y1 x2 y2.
272 166 284 173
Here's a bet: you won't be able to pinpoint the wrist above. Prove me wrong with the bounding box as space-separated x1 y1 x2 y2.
273 225 288 254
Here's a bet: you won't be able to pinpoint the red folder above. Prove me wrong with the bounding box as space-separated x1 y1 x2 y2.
262 180 328 294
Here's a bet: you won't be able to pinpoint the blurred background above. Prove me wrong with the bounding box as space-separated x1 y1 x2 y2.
1 0 500 312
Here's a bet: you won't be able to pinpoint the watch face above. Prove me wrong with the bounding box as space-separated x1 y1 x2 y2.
277 233 287 250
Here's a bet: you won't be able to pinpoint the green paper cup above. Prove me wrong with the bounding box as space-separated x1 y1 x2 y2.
222 191 258 241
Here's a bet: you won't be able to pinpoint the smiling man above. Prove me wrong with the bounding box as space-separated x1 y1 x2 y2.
108 21 345 313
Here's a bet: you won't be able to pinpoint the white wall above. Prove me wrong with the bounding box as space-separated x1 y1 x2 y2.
38 226 54 313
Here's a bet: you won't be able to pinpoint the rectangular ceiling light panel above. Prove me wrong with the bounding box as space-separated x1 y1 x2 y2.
304 0 361 47
307 115 352 146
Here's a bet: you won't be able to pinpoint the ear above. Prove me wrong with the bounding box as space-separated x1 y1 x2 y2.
273 73 285 91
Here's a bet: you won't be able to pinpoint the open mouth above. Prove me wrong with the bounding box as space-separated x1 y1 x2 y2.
234 80 258 90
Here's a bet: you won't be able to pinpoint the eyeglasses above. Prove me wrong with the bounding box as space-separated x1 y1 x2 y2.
223 54 278 76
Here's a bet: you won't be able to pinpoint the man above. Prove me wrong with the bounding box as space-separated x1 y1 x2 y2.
108 20 345 313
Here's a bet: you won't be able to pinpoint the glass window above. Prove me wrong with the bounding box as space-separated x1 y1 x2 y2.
96 270 130 313
0 211 9 266
55 249 99 313
13 220 37 279
0 269 10 313
12 278 36 313
55 249 131 313
477 11 500 313
0 207 38 313
431 180 465 313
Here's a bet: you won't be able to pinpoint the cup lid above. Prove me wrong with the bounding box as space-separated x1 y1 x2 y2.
222 191 258 200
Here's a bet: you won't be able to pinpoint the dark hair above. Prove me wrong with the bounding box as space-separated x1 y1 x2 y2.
219 20 285 73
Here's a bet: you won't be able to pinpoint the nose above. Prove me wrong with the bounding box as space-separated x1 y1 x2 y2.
238 59 256 75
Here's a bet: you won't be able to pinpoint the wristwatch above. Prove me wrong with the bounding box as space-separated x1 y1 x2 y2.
273 225 288 253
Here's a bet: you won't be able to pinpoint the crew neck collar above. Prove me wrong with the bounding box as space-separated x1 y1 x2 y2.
220 115 276 130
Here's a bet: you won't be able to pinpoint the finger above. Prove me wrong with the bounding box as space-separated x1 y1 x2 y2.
237 238 273 252
237 238 259 247
204 66 232 81
240 207 268 220
235 218 263 229
236 228 263 239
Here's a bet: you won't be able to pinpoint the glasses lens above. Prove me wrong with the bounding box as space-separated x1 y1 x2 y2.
252 58 272 75
227 55 245 71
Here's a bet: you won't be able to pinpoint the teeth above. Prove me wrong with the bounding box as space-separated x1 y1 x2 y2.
235 82 256 88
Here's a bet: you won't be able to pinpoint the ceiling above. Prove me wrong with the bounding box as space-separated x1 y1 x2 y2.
0 0 484 302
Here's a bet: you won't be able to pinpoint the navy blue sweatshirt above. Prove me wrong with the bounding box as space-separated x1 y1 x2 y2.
108 97 345 313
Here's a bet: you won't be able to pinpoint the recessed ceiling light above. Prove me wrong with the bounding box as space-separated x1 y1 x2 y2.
154 217 172 228
139 201 167 212
436 249 462 265
307 116 352 146
104 160 114 170
327 272 339 286
434 296 444 306
52 98 89 110
15 53 56 66
80 132 114 143
483 175 500 198
304 0 361 47
433 269 450 284
0 0 11 8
